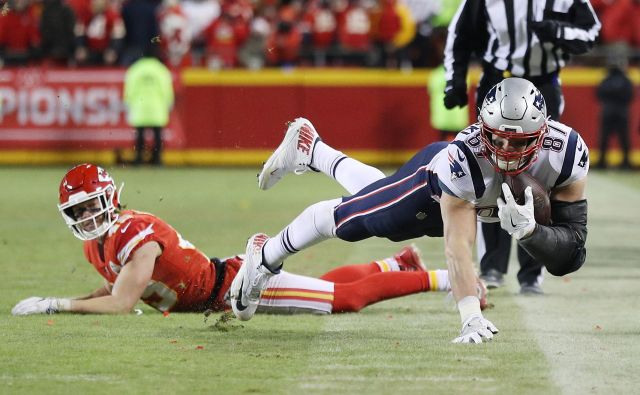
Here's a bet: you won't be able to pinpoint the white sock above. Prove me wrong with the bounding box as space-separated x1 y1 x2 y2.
312 141 385 194
374 257 401 272
262 198 341 270
427 270 450 292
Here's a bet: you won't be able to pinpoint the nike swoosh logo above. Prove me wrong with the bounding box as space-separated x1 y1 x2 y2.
457 150 465 162
120 222 132 233
510 218 517 227
235 279 248 311
235 299 248 311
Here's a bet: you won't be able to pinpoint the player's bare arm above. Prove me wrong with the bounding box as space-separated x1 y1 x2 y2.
441 192 498 344
550 177 587 202
70 242 160 314
440 192 477 302
74 283 112 300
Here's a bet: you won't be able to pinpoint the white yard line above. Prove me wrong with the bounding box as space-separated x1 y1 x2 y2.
515 173 640 394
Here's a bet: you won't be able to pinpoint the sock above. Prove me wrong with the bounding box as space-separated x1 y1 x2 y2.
312 141 385 194
332 272 430 313
374 257 401 272
262 198 341 269
320 263 380 283
426 270 450 292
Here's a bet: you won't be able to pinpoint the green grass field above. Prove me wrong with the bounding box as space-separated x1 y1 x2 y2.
1 167 639 395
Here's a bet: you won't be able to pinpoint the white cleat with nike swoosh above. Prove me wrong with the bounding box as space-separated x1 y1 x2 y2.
258 117 321 190
230 233 280 321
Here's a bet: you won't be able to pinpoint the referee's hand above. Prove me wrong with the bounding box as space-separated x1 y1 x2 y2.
531 20 560 43
443 82 468 109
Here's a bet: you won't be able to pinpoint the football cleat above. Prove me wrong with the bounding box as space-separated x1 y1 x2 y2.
258 117 321 190
480 268 504 289
519 281 544 295
395 244 426 272
230 233 280 321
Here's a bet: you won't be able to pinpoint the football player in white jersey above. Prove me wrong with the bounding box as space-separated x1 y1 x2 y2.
232 77 588 344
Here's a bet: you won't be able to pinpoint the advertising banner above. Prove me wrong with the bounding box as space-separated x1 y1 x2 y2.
0 68 184 150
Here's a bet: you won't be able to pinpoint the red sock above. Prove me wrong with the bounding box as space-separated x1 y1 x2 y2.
331 272 430 313
320 263 380 283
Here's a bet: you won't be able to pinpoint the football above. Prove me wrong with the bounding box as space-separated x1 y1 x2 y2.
504 173 551 225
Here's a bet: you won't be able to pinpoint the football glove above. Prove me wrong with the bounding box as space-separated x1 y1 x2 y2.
12 297 70 316
530 20 560 43
498 183 536 240
443 81 468 109
452 314 499 344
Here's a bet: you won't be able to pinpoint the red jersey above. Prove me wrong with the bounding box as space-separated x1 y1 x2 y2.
204 16 240 67
305 6 337 49
0 6 40 52
77 9 125 51
338 5 371 51
83 210 225 312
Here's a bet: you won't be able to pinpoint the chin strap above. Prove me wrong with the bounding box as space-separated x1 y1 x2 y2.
118 182 125 201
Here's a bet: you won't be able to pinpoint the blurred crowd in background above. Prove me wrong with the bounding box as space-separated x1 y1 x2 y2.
1 0 640 70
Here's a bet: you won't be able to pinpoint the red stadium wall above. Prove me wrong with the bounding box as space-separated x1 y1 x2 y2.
0 67 638 165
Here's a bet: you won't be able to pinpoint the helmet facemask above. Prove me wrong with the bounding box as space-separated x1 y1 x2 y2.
58 185 119 241
480 121 547 175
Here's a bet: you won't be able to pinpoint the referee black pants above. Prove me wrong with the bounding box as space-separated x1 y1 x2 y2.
475 67 563 285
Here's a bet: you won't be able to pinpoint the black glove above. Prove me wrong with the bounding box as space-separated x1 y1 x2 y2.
443 82 468 109
530 20 560 43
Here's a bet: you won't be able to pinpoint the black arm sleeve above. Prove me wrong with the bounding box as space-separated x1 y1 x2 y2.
518 199 587 276
443 0 488 87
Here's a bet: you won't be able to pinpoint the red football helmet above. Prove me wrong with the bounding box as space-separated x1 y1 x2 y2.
58 164 121 240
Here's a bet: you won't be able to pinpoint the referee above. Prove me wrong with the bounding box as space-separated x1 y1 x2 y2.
442 0 600 294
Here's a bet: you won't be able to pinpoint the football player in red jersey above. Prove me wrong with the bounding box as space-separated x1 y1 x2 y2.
12 164 487 316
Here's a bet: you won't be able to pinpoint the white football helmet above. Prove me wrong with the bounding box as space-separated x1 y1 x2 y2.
58 164 121 241
479 77 548 175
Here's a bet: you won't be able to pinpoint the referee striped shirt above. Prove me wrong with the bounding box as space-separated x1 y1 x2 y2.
444 0 601 83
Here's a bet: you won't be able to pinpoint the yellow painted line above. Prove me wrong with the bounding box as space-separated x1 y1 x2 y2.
182 68 431 86
1 149 639 166
182 67 640 87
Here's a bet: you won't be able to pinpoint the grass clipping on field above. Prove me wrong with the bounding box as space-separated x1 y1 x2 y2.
204 310 244 332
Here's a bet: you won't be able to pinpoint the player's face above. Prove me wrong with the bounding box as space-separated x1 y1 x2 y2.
490 134 533 152
70 198 104 231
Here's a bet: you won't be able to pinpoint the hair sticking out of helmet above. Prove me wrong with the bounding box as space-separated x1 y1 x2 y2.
479 77 548 175
57 164 121 241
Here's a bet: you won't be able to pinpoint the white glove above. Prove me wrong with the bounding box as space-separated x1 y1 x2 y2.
452 314 499 344
12 297 70 316
497 183 536 240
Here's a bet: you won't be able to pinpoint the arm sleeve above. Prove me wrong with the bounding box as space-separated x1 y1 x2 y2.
518 199 587 276
443 0 488 87
556 0 601 55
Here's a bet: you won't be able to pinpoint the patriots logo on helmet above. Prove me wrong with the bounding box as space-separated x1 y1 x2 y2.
484 86 497 104
449 152 467 180
533 91 545 112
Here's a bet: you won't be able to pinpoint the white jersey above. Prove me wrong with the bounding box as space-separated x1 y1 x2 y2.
429 120 589 223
